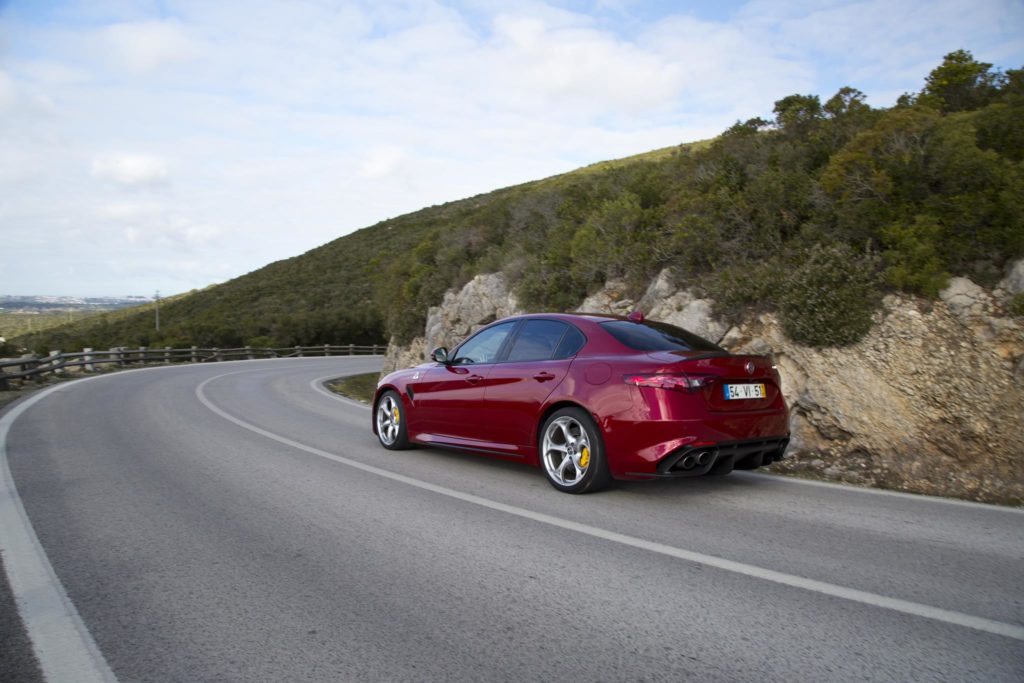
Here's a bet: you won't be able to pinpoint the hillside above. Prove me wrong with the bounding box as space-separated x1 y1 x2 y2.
15 50 1024 355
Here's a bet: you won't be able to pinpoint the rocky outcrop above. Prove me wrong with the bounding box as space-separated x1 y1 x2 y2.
723 291 1023 505
381 263 1024 505
577 270 728 343
1002 260 1024 295
380 273 520 374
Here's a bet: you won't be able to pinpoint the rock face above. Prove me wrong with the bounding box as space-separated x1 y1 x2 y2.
1002 260 1024 295
724 292 1023 505
381 264 1024 505
380 273 520 374
577 270 729 343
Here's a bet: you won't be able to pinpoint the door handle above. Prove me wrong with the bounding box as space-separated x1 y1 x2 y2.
533 372 556 382
466 374 484 384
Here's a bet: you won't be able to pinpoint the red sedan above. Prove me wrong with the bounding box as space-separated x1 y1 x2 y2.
373 312 789 493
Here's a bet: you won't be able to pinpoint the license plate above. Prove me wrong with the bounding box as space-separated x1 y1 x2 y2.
724 383 766 400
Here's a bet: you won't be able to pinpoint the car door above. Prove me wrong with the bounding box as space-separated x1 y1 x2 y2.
482 320 586 451
412 321 516 443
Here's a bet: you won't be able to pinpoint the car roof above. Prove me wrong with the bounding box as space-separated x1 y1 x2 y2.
500 312 629 324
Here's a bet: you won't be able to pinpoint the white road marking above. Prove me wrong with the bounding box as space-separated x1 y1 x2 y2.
198 370 1024 643
0 381 118 683
0 358 366 683
743 471 1024 514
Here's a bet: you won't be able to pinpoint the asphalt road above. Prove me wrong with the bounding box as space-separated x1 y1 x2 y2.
2 358 1022 682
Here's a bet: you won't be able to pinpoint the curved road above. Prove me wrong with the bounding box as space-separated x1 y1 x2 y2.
2 358 1022 681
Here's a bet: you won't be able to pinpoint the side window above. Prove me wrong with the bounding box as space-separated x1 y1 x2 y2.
451 322 516 365
553 325 586 359
507 320 571 362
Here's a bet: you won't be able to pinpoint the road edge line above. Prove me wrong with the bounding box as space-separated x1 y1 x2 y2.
0 382 118 683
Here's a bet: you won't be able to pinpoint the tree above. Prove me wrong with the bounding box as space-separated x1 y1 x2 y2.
922 49 1004 112
773 94 823 135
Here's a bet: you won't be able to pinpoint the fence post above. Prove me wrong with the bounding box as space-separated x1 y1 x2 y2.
191 346 198 363
323 344 329 357
48 350 63 376
348 343 354 356
214 348 223 362
139 346 148 364
164 347 171 363
83 348 95 372
18 354 37 385
246 345 254 360
295 346 303 358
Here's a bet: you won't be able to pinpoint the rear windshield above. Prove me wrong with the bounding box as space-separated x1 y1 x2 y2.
600 319 724 353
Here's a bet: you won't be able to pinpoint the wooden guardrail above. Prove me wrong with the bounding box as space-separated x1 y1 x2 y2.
0 344 384 390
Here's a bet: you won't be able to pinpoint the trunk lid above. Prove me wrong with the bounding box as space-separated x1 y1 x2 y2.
649 351 783 411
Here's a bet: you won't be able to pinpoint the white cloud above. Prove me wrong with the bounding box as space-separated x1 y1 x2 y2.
359 146 408 179
99 20 201 73
0 71 16 112
91 154 170 188
0 0 1021 296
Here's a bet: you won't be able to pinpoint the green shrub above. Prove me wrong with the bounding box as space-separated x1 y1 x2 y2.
706 257 788 325
1009 293 1024 317
881 215 949 297
779 244 882 347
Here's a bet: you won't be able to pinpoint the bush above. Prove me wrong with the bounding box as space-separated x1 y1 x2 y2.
706 257 788 325
779 244 882 347
881 215 949 297
1009 293 1024 317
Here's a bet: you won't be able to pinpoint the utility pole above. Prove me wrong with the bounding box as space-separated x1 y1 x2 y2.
155 290 161 332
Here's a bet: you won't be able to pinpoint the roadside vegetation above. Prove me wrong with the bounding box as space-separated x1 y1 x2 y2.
1 310 100 340
15 50 1023 353
326 372 379 404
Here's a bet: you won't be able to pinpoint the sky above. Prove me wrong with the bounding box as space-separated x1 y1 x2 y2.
1 1 1022 297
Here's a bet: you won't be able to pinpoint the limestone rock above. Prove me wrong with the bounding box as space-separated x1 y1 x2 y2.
380 335 428 375
382 273 520 374
940 276 991 321
1002 259 1024 295
576 280 634 314
639 271 728 343
729 295 1023 505
420 272 522 355
587 269 729 343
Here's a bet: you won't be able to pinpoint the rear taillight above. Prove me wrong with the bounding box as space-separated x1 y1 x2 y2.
624 373 716 393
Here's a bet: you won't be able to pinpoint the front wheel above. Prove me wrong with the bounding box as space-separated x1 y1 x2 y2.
375 390 411 450
539 407 610 494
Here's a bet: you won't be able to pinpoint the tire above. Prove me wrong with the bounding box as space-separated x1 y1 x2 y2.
375 390 411 450
539 407 610 494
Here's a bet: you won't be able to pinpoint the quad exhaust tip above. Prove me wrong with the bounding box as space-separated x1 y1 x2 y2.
679 451 713 470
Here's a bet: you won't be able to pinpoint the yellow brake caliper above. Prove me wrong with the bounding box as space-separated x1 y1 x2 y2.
392 407 400 424
579 446 590 469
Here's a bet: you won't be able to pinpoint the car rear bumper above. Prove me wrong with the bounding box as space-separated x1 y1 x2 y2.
655 436 789 476
601 410 790 480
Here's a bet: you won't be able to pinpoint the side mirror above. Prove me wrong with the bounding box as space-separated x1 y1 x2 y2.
430 347 450 364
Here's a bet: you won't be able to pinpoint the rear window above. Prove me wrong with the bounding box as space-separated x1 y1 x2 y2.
600 319 723 353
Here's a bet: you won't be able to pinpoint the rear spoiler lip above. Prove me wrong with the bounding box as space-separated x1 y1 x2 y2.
645 350 732 363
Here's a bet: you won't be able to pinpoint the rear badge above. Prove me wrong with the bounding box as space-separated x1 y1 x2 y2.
745 361 755 375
